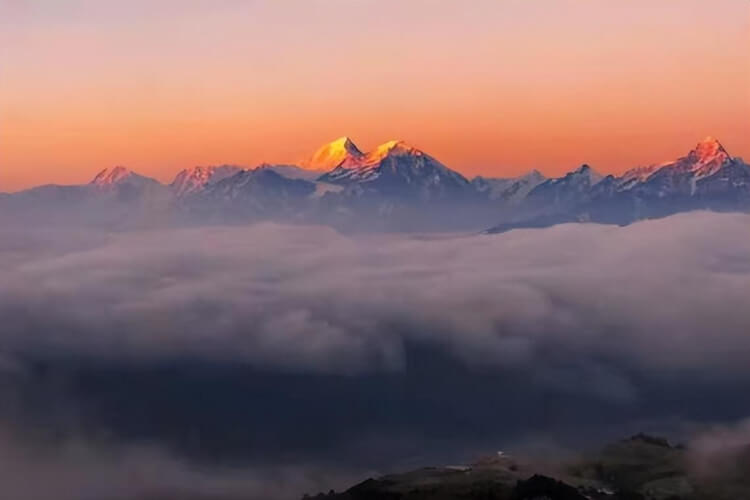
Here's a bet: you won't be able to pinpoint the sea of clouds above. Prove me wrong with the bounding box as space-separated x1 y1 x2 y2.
1 211 749 375
0 211 749 499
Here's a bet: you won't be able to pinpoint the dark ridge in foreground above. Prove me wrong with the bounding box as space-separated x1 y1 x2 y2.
306 434 750 500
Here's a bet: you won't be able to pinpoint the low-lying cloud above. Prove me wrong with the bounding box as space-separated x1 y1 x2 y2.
1 211 750 499
1 211 748 379
0 426 363 500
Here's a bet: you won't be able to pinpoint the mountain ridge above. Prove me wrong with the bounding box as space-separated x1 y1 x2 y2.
2 136 748 232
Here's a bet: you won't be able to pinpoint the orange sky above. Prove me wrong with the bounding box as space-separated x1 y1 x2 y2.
1 0 749 191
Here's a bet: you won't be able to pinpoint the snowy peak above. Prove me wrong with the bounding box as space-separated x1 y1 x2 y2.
254 164 325 181
307 137 427 172
316 138 471 200
197 166 317 209
565 164 603 185
471 169 547 202
620 164 661 185
170 165 242 197
690 136 730 163
583 165 604 184
368 140 421 161
575 164 595 175
91 166 134 186
304 136 364 170
617 137 732 190
90 166 159 189
336 139 427 169
473 169 545 185
685 136 731 177
525 164 604 207
523 169 546 184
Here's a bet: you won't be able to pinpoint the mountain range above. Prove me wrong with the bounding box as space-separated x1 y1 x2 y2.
1 136 748 232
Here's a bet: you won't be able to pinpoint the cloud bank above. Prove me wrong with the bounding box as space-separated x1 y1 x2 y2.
0 212 748 379
1 211 749 498
0 427 364 500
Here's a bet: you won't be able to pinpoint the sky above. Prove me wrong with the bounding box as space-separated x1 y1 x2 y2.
1 0 749 191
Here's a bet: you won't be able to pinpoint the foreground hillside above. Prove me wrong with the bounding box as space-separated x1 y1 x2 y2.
307 435 750 500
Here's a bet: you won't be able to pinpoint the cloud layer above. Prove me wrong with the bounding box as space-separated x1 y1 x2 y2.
0 426 364 500
1 211 750 498
1 212 749 379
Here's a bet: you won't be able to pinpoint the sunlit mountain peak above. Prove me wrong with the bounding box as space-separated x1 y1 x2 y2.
303 136 364 170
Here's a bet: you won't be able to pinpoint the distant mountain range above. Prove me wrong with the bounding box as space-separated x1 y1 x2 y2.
487 136 749 233
1 136 748 231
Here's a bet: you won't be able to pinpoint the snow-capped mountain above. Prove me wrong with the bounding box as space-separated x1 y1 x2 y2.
170 165 242 197
317 139 473 202
472 170 546 203
0 135 747 232
612 137 732 195
488 137 749 233
524 164 603 209
0 166 171 227
91 166 162 191
677 136 732 178
12 166 163 206
184 167 317 221
89 166 168 204
302 136 364 170
625 137 732 199
617 164 664 190
256 164 326 181
171 164 326 199
203 168 315 200
695 158 750 204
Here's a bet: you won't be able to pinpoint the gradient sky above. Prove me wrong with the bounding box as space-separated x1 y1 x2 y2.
1 0 749 191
